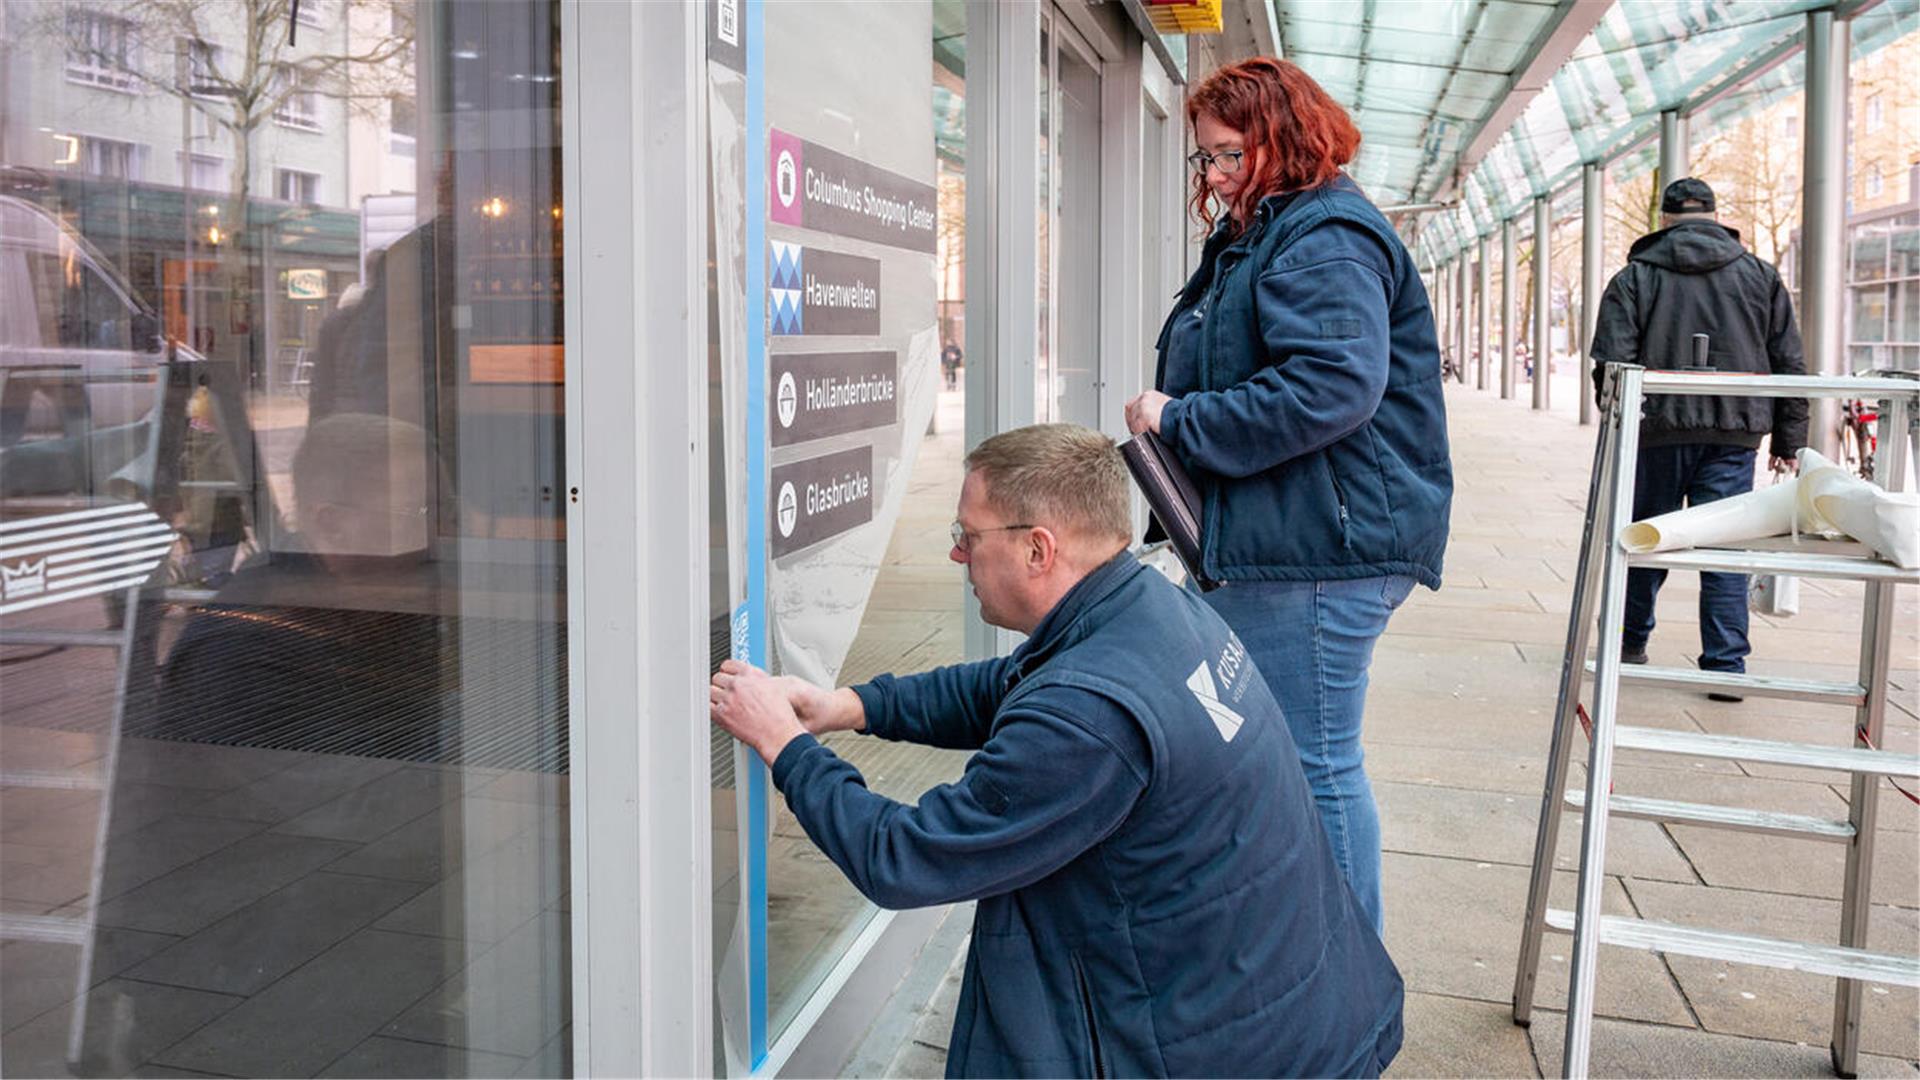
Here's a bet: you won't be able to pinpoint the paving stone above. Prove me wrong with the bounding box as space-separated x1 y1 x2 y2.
374 831 569 944
125 871 425 996
325 796 558 884
1384 992 1540 1079
318 1036 525 1078
1622 877 1920 1060
112 739 305 792
1367 742 1552 797
271 766 469 845
96 831 358 936
1 927 176 1036
1527 1011 1919 1078
1378 781 1696 882
1 979 240 1079
1664 823 1918 906
150 929 464 1078
1379 853 1691 1026
190 752 407 824
384 911 568 1057
95 815 266 903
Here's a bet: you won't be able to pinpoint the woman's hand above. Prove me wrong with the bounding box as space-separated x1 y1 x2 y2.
1125 390 1172 435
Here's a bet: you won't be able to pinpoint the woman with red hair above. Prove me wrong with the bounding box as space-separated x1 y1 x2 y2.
1124 57 1453 932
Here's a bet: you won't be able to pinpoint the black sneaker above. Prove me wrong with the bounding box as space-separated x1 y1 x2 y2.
1621 645 1649 665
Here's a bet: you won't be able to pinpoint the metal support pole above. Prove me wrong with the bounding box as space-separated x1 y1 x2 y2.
1802 9 1850 459
1456 257 1470 384
1435 259 1448 365
1659 109 1689 191
1502 219 1516 400
1580 162 1604 426
1477 235 1492 391
1533 196 1551 411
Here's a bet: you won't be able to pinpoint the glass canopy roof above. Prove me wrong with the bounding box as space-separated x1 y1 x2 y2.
1276 0 1918 266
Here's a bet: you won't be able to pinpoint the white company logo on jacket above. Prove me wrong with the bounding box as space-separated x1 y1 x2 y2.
1187 634 1254 742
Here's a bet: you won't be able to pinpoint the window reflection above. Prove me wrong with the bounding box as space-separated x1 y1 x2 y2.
1 2 570 1076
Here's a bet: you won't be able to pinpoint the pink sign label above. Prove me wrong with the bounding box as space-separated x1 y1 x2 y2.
769 130 804 227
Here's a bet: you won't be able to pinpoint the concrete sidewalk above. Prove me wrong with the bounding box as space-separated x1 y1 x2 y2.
876 372 1920 1078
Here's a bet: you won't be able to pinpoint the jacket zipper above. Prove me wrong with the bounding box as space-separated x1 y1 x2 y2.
1326 459 1352 550
1071 955 1107 1079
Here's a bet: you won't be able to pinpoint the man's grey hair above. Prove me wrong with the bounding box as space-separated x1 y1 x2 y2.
964 423 1132 544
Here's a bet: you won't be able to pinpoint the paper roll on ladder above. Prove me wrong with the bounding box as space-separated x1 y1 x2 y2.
1619 477 1802 554
1797 447 1920 568
1619 446 1918 569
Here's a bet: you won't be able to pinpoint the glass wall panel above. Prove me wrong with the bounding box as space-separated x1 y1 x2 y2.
1052 28 1101 431
0 1 571 1075
701 0 971 1052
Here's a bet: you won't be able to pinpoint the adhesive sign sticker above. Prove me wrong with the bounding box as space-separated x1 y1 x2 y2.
768 445 874 558
769 350 896 445
769 243 880 336
768 129 936 253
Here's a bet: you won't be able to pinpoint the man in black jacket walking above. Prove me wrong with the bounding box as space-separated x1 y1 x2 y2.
1589 178 1809 695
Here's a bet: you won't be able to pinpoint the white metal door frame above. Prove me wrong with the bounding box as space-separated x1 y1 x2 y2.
562 0 713 1075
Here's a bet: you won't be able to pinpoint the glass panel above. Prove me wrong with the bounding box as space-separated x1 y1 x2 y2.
1052 35 1100 430
0 1 572 1076
1036 20 1052 421
752 0 970 1044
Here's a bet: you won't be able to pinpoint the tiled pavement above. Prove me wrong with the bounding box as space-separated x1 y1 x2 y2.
875 366 1920 1078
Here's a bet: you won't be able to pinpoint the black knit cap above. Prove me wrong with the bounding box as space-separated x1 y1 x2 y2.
1661 177 1716 214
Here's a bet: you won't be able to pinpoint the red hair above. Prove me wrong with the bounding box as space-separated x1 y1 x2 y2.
1186 57 1361 234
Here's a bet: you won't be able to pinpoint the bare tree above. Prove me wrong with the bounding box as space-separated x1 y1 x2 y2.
42 0 414 206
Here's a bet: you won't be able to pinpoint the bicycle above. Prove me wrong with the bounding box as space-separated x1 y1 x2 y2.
1837 396 1878 480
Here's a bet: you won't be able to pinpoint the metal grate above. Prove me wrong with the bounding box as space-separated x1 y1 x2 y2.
122 603 570 773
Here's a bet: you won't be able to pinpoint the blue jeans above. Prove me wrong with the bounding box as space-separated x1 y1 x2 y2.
1623 444 1755 673
1202 574 1416 933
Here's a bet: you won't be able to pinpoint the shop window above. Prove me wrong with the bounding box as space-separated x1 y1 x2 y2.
273 64 322 130
81 135 145 179
178 150 225 191
182 37 223 94
1 1 572 1076
65 9 139 90
391 93 418 156
276 166 321 204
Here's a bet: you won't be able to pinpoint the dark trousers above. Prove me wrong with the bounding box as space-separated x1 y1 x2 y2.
1623 443 1756 672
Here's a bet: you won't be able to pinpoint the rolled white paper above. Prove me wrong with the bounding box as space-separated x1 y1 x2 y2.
1797 447 1920 569
1619 478 1802 554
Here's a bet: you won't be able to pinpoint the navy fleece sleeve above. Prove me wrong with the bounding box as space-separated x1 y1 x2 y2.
770 692 1149 910
1158 220 1393 479
852 656 1018 751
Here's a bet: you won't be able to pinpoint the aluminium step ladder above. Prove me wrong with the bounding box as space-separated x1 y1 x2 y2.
1510 366 1920 1079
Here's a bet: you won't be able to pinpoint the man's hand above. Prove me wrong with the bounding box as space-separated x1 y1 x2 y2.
710 661 806 765
1770 454 1798 476
710 660 866 765
1124 390 1172 436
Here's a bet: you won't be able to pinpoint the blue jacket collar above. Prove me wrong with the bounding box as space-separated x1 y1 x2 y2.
1212 175 1358 249
1007 549 1142 684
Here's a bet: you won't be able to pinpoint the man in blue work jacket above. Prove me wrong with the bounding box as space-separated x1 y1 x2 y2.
711 423 1403 1078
